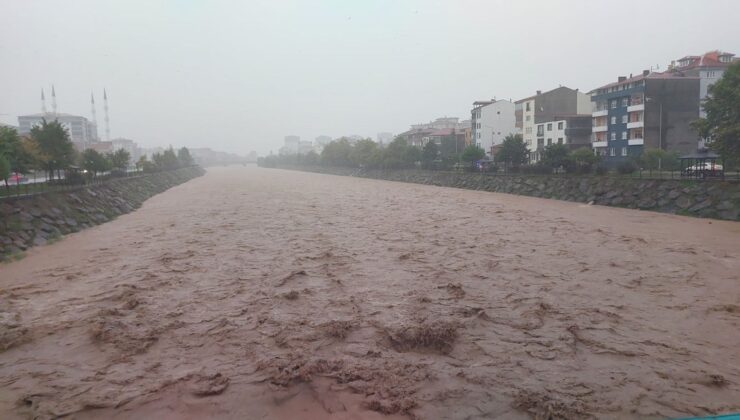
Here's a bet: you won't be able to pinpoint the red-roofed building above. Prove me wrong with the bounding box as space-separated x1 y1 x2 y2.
669 50 738 118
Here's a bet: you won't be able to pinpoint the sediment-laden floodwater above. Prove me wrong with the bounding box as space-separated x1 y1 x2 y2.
1 166 739 419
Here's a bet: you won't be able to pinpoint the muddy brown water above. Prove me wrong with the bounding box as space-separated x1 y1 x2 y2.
1 166 739 419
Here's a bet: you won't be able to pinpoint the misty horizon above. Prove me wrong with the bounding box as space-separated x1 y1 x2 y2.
2 0 739 156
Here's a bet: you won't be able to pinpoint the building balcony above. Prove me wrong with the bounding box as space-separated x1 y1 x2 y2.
592 109 608 117
592 141 608 148
627 121 644 129
628 138 644 146
627 103 644 112
592 125 608 133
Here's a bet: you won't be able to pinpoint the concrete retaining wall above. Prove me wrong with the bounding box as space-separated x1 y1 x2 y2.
280 166 740 221
0 167 205 261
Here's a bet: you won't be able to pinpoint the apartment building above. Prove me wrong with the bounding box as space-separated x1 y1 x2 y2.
470 99 516 158
515 87 591 162
669 50 738 117
590 71 700 165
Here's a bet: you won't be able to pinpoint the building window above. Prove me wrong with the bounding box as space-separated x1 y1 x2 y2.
610 132 616 141
622 131 627 140
622 115 628 123
525 115 531 121
611 100 617 109
525 127 532 134
622 97 629 107
557 138 563 144
537 125 544 136
547 138 552 145
526 102 531 111
557 122 563 130
477 132 481 139
707 71 716 78
611 116 616 125
537 138 544 147
610 147 615 156
547 123 552 131
621 147 628 156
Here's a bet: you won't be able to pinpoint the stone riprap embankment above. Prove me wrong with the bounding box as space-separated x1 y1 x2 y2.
0 166 205 260
277 166 740 221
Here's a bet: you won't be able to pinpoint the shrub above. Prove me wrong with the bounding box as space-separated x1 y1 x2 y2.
595 164 609 176
616 160 637 174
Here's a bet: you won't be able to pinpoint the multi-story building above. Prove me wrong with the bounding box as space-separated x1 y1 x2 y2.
470 100 516 158
532 115 592 158
279 135 300 155
590 71 700 165
515 87 591 162
17 112 98 151
669 50 738 117
398 117 467 148
110 138 141 162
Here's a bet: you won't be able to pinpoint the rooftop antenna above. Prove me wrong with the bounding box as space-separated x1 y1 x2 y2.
103 88 110 141
51 85 57 115
41 88 47 114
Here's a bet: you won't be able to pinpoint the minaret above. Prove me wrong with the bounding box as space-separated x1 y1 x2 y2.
51 85 58 115
41 88 47 114
103 88 110 141
91 92 98 141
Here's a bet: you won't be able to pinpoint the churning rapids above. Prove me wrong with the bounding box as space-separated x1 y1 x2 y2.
1 166 739 419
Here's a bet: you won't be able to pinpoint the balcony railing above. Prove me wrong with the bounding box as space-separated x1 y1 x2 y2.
592 125 608 133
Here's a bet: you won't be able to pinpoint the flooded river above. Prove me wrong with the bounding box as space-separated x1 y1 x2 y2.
1 166 739 419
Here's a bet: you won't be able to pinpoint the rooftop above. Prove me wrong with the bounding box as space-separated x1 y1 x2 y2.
673 50 737 70
590 71 698 93
18 112 86 119
515 86 580 103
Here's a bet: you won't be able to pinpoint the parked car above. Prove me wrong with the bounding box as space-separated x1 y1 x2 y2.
684 162 724 178
8 173 28 184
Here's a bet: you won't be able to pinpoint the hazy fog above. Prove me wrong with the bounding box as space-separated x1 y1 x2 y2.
1 0 739 155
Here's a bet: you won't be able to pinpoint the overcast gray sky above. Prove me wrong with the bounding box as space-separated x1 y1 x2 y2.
1 0 739 155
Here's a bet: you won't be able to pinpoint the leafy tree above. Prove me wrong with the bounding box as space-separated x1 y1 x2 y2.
0 154 10 192
321 138 353 167
30 119 76 180
541 144 571 170
108 148 131 171
496 134 528 168
422 141 439 163
303 150 320 166
693 61 740 166
80 149 110 178
0 127 36 176
640 148 679 171
161 147 180 170
177 147 194 166
136 155 148 172
350 139 380 167
570 147 599 173
439 136 460 158
460 145 485 163
380 137 420 168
